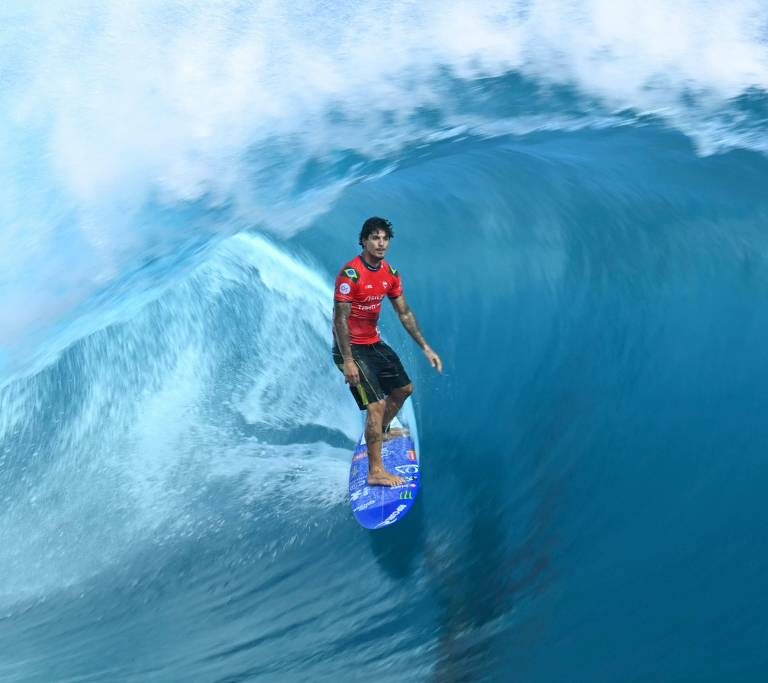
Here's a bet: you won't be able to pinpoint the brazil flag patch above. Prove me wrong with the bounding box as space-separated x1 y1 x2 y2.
343 267 359 282
388 264 399 277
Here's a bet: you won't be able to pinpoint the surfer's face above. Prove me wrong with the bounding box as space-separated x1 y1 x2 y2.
362 230 390 261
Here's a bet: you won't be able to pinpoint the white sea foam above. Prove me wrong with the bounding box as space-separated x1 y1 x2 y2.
1 0 766 359
0 232 364 604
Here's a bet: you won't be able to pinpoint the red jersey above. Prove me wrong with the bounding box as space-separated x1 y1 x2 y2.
334 255 403 344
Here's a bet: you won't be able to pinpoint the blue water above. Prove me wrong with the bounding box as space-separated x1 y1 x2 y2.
2 2 768 681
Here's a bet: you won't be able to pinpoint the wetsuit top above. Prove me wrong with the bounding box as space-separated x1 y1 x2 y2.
334 255 403 344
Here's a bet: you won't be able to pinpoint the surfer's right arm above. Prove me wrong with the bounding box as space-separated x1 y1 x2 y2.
333 301 360 386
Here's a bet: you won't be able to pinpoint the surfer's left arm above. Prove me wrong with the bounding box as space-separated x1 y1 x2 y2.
390 295 443 373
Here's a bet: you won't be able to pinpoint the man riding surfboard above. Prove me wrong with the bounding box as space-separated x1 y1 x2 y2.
332 217 442 487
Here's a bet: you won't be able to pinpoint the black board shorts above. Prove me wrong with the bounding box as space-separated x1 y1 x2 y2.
332 341 411 410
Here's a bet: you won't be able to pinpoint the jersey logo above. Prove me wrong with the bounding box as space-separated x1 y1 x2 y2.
343 267 359 282
388 265 399 277
339 282 351 295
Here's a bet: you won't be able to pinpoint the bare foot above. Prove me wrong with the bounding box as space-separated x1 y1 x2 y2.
367 469 405 487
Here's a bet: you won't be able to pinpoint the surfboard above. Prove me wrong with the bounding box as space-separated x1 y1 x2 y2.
348 416 420 529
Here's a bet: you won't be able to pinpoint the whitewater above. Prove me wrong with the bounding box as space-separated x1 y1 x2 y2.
2 1 768 680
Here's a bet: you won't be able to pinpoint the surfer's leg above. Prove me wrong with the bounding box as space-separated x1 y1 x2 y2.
382 383 413 435
366 399 405 487
373 342 412 435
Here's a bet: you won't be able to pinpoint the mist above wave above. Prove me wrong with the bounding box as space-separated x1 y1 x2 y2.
2 0 766 356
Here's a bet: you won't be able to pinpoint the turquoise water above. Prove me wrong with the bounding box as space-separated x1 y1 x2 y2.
2 2 768 681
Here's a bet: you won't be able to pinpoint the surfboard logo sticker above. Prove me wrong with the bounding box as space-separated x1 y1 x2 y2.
376 504 408 528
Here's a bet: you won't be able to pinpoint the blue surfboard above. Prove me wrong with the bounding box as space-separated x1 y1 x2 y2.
348 417 420 529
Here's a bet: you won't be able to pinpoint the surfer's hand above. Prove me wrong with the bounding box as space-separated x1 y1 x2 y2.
343 358 360 386
423 347 443 373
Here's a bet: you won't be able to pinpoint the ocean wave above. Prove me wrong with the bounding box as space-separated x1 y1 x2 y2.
3 5 768 679
0 233 368 605
2 1 767 356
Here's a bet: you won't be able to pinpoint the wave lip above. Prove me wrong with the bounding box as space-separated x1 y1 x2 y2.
3 1 768 353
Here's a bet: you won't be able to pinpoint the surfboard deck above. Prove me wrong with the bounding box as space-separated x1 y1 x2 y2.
348 418 420 529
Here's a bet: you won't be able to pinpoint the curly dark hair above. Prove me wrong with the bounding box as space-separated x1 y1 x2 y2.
359 216 394 246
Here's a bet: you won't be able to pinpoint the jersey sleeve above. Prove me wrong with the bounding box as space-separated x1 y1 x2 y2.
387 264 403 299
334 266 359 302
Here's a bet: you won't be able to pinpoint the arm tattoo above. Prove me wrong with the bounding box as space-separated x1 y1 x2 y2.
333 302 354 361
397 303 428 349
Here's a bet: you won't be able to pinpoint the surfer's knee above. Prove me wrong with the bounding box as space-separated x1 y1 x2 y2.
392 383 413 399
365 399 386 421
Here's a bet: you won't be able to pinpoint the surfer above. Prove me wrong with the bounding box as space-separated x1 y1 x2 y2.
333 217 442 487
